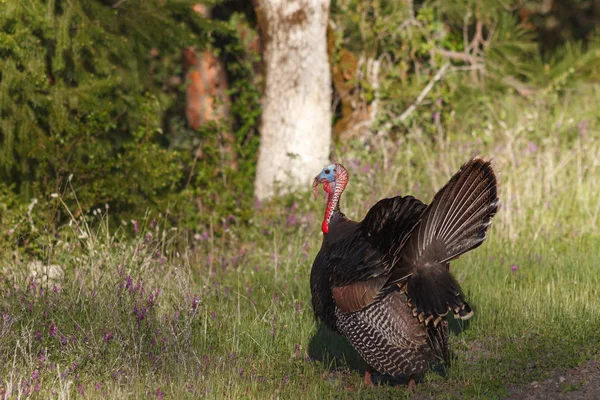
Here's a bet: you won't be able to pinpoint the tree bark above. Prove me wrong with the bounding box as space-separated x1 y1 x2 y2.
253 0 332 201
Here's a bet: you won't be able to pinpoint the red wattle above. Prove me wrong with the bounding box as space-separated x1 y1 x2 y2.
321 220 329 234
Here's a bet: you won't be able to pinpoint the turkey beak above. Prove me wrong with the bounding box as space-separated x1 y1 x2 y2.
312 176 320 199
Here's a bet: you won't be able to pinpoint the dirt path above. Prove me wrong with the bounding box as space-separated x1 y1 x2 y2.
504 354 600 399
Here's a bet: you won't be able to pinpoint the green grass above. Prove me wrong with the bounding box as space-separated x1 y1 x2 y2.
1 84 600 399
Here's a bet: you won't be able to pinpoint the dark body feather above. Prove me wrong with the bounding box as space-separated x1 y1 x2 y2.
310 158 498 381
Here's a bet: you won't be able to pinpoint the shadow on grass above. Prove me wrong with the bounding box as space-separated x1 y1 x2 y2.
448 316 471 336
307 322 365 373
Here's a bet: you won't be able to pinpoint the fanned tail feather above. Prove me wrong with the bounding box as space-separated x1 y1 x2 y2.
397 158 499 324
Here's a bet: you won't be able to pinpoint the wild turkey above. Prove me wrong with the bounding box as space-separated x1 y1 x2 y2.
310 158 498 390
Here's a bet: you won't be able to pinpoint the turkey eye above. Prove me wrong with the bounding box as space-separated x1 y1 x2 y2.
324 169 330 174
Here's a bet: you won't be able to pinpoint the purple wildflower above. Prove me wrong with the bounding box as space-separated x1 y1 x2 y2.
511 264 518 273
578 120 588 136
191 296 200 311
154 387 165 400
134 306 147 323
148 289 161 307
132 220 139 234
287 214 297 226
527 141 537 153
287 202 298 225
29 277 37 292
49 322 57 337
103 329 114 343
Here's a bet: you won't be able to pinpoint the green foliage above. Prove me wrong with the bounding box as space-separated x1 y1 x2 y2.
0 1 202 211
329 0 600 139
0 1 262 247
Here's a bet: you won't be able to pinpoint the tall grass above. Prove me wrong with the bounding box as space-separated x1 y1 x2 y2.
1 84 599 399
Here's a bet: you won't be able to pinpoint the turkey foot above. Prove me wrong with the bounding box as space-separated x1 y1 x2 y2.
363 365 374 386
407 377 417 392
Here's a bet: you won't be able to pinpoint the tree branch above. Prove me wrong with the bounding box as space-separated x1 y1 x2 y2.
112 0 127 9
433 48 479 63
378 62 450 135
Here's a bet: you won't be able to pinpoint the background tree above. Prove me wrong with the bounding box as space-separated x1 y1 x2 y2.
252 0 332 201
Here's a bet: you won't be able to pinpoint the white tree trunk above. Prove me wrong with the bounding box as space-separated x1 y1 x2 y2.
253 0 332 201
